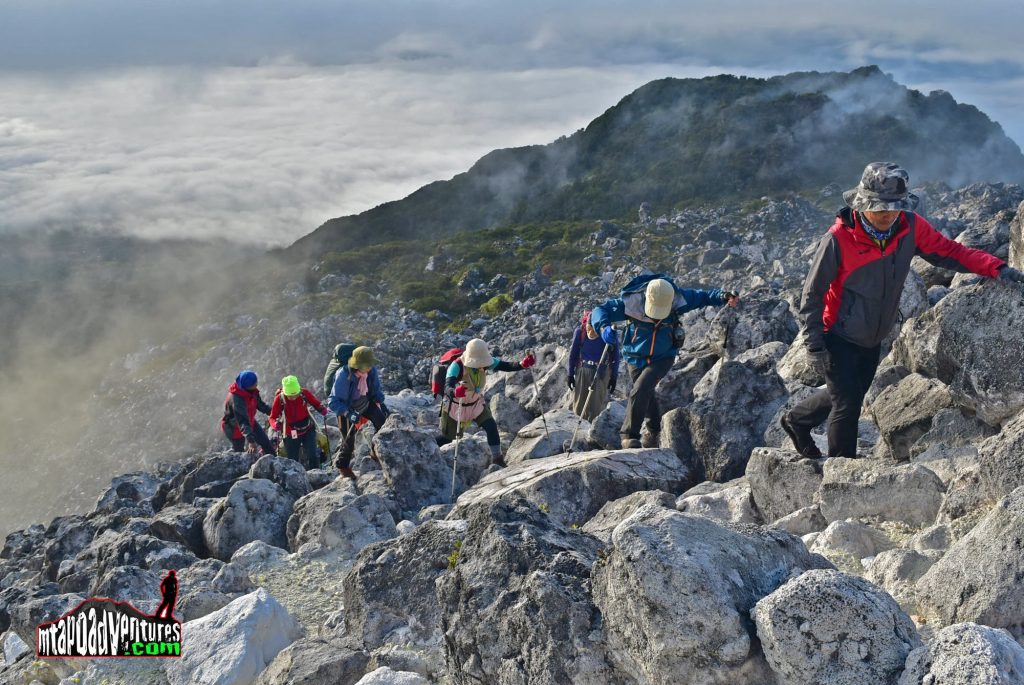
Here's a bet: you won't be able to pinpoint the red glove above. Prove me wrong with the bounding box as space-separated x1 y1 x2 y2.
454 384 467 398
320 408 328 417
521 353 536 369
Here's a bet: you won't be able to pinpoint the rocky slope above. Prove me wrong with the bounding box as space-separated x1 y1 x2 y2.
3 183 1024 684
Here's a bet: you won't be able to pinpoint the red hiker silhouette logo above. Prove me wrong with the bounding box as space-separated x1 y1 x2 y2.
36 570 182 658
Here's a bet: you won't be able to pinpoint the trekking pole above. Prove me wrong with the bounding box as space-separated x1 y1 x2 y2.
566 343 611 455
526 355 551 442
450 419 464 505
318 413 331 469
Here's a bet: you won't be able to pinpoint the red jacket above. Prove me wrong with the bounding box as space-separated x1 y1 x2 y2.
221 383 271 440
269 389 326 435
800 209 1004 350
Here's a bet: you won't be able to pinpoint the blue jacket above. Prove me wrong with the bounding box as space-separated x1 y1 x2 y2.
328 366 385 415
591 274 726 369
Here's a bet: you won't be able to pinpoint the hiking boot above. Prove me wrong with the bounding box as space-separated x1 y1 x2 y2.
641 431 660 448
621 437 642 449
489 445 506 468
339 466 357 480
780 414 822 459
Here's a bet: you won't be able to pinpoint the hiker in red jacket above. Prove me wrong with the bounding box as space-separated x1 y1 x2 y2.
269 375 328 469
220 370 274 454
781 162 1023 459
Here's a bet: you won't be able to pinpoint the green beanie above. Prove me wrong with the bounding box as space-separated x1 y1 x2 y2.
281 375 302 397
349 346 375 370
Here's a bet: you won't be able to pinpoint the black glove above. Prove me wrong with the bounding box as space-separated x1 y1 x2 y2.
998 265 1024 284
379 403 391 418
609 377 617 393
346 410 361 425
808 349 830 379
567 372 576 391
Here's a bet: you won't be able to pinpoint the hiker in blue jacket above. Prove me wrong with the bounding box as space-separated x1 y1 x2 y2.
329 346 389 479
590 273 738 448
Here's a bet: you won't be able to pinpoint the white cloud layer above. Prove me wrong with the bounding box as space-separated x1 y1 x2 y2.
0 0 1022 245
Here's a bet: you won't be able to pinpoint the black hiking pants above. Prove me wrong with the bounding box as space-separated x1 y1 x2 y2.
336 399 388 469
787 333 881 458
283 430 319 470
621 356 674 439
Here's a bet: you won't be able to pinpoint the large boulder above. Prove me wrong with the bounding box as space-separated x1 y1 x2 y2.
254 638 369 685
167 588 303 685
438 433 492 498
7 590 85 646
676 479 760 525
286 479 396 558
437 498 612 685
688 357 788 482
249 455 312 501
91 565 164 614
488 392 533 436
746 448 824 523
149 503 208 558
899 622 1024 685
93 471 162 515
817 458 945 528
916 486 1024 631
581 490 677 545
864 549 939 613
156 451 259 509
343 518 465 661
978 408 1024 500
891 282 1024 425
592 504 832 684
40 515 95 582
809 520 895 573
354 668 430 685
451 448 691 528
754 569 920 685
505 409 581 464
698 292 799 358
372 415 451 516
203 479 296 561
586 400 626 450
654 352 720 409
869 373 955 462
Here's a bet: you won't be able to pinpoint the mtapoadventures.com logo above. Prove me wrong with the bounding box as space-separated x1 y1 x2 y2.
36 570 182 658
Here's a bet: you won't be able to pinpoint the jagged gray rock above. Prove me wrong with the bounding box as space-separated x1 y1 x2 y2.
586 400 626 450
451 448 690 528
149 503 208 557
505 409 580 464
93 472 162 516
249 455 312 502
254 638 369 685
746 448 824 523
917 486 1024 632
869 373 955 462
343 519 466 655
437 498 611 685
978 408 1024 500
818 458 945 527
372 415 451 516
865 549 939 613
355 668 429 685
754 569 920 685
891 282 1024 425
203 478 296 561
592 504 831 684
286 479 396 558
439 434 491 499
898 622 1024 685
155 451 259 509
581 490 676 544
810 520 894 572
654 352 719 409
688 357 788 482
91 565 163 614
676 479 760 524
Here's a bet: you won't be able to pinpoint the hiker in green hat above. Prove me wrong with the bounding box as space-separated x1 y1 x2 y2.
328 346 389 479
269 375 328 470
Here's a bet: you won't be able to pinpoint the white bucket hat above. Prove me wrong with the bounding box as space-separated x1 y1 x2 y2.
644 279 675 320
461 338 493 369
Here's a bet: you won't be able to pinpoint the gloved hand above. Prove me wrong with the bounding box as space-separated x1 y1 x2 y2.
454 384 467 399
319 408 328 418
609 376 617 393
601 325 618 345
567 372 575 391
520 353 536 369
998 265 1024 284
379 403 391 418
345 410 361 425
808 349 830 379
245 438 259 455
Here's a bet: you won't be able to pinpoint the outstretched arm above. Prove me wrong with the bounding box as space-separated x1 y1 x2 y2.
590 299 626 333
914 217 1005 276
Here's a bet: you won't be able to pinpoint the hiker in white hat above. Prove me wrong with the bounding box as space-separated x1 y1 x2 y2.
591 273 738 448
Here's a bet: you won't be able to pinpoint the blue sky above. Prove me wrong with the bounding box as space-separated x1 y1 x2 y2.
1 0 1021 244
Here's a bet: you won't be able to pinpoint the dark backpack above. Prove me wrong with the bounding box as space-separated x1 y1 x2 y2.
430 348 464 398
324 343 358 397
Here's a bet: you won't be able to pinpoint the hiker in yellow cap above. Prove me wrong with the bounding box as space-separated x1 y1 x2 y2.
591 273 737 448
269 375 328 469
